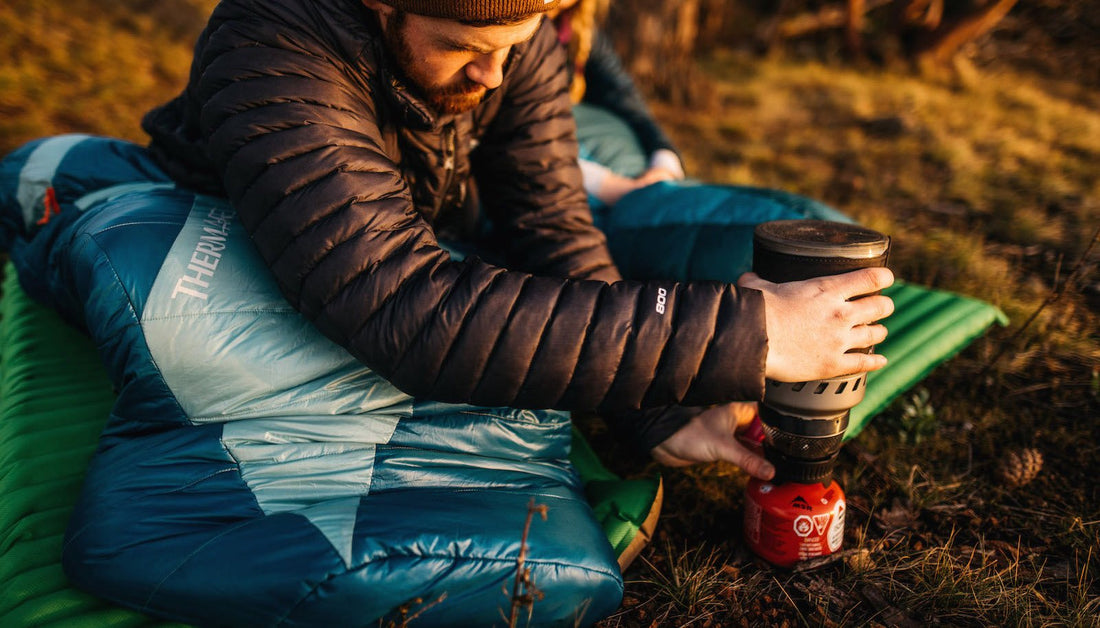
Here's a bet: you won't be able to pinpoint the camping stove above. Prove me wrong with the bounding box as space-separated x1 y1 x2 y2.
743 220 890 567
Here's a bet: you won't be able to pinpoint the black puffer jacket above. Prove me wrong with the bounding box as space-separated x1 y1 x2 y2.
142 0 767 423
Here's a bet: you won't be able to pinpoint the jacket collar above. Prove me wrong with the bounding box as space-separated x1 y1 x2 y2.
357 7 446 130
380 64 440 130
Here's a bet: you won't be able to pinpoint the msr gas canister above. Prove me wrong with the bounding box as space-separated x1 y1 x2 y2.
744 473 846 567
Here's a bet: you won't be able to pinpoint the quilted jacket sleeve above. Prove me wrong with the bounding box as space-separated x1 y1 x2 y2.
188 2 767 414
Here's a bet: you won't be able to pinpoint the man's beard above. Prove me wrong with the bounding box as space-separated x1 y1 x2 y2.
420 81 486 116
384 11 487 115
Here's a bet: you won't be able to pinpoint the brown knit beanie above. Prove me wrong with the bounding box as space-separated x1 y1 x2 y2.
380 0 560 21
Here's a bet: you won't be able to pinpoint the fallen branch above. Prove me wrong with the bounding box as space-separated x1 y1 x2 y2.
900 0 944 30
914 0 1020 69
791 547 872 573
766 0 892 40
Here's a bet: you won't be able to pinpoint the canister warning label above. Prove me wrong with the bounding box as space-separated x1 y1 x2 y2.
827 500 846 552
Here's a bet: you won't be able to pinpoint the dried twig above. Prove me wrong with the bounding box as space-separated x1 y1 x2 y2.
760 0 891 41
380 593 448 628
980 223 1100 379
791 547 872 573
507 499 549 627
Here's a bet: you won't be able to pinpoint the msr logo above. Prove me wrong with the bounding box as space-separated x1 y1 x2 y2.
655 288 668 314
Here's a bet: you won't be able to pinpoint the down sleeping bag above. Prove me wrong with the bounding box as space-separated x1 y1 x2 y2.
0 135 623 627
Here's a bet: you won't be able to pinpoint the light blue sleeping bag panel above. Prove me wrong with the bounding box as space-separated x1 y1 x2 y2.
0 136 622 627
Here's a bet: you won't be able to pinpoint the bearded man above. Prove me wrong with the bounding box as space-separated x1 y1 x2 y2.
90 0 895 622
144 0 891 467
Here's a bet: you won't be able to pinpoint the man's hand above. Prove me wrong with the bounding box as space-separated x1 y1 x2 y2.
738 267 895 383
652 402 775 481
594 167 679 206
633 166 679 187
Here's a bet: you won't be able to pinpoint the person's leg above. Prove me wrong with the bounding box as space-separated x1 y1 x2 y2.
604 181 855 283
572 103 647 180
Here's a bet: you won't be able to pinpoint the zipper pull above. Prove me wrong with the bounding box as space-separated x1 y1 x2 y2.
442 124 456 172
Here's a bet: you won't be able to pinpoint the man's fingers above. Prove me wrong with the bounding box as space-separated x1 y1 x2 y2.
712 407 774 481
743 268 894 306
849 293 895 324
856 266 894 295
851 322 889 349
637 168 676 185
736 271 764 289
730 401 760 430
841 350 888 374
717 439 775 480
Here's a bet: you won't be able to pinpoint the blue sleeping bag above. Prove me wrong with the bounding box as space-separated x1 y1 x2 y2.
1 135 622 627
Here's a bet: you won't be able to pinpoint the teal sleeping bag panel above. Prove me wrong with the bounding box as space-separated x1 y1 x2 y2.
0 136 623 627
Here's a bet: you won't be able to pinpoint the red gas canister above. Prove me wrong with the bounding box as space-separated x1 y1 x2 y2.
743 477 846 568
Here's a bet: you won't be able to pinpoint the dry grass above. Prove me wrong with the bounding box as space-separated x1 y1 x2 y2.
602 46 1100 628
0 0 216 154
655 46 1100 379
1 1 1098 626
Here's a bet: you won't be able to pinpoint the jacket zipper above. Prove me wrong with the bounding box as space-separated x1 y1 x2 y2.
440 122 456 214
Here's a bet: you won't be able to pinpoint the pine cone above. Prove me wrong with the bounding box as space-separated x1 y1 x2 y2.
997 448 1044 488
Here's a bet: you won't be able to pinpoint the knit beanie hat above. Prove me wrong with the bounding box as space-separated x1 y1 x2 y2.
380 0 560 21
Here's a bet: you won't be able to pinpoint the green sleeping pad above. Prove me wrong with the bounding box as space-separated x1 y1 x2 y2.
0 268 175 626
0 262 1004 626
849 281 1008 438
